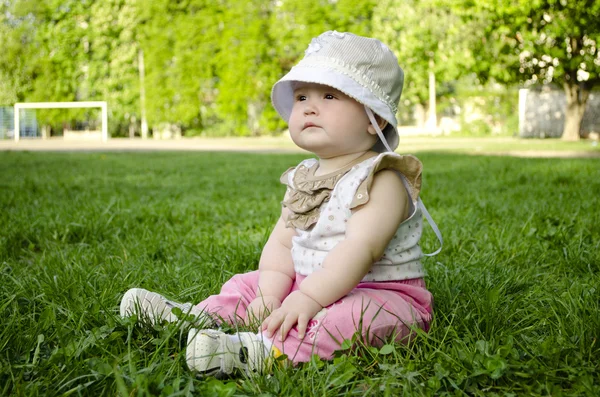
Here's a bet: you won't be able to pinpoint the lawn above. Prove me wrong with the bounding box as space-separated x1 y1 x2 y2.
1 150 599 396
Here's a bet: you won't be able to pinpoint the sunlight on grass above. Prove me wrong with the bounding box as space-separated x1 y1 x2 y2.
1 151 599 395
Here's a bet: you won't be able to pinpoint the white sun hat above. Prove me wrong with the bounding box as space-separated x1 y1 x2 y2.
271 30 404 152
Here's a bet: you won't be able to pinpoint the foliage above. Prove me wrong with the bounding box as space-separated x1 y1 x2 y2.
0 0 598 137
455 0 600 139
1 150 599 395
372 0 471 113
451 78 520 137
461 0 600 88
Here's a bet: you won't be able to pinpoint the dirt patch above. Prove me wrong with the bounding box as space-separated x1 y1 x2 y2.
1 137 599 159
473 150 600 158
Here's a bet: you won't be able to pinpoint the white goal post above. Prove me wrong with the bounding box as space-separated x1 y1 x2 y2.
13 101 108 143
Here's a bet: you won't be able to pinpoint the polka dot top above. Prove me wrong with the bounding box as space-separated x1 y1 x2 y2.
280 152 427 282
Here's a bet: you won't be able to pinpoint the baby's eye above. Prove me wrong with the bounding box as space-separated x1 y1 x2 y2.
295 94 307 101
324 94 336 100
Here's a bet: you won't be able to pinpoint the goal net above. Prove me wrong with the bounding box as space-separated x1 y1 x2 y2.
13 101 108 142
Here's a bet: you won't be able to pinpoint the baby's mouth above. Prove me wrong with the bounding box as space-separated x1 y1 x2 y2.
303 122 320 130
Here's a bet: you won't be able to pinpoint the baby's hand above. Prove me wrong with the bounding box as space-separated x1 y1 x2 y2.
246 296 281 324
261 291 322 341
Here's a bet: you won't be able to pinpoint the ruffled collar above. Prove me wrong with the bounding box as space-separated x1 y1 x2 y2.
282 153 377 230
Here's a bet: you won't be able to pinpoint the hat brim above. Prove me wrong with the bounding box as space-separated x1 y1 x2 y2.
271 66 399 152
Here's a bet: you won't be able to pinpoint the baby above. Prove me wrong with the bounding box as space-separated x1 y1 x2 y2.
120 30 442 377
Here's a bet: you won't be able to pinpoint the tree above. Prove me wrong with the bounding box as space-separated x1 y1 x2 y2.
88 0 141 136
0 0 142 135
373 0 471 127
2 0 99 132
214 0 277 136
0 1 34 105
266 0 376 132
1 0 87 107
464 0 600 140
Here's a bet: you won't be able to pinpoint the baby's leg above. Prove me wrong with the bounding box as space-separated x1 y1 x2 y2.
120 288 212 326
273 279 432 363
120 271 261 327
195 270 260 325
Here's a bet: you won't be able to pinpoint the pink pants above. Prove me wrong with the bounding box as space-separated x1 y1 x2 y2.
196 271 432 363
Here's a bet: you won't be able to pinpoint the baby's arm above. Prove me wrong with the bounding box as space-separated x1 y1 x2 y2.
262 170 408 340
300 170 408 305
246 207 297 322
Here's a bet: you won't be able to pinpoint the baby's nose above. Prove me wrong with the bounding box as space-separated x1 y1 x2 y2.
303 101 318 115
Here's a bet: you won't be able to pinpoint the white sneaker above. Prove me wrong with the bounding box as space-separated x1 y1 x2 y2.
186 329 269 377
120 288 212 327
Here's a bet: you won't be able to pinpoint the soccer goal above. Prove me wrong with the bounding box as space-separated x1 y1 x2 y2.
13 101 108 143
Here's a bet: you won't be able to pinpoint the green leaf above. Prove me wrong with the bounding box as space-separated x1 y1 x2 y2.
340 339 353 350
379 344 395 355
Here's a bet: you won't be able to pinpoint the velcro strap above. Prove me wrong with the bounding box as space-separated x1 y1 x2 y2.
219 333 236 374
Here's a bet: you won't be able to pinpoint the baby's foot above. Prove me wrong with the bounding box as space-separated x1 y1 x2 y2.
186 329 276 377
120 288 212 327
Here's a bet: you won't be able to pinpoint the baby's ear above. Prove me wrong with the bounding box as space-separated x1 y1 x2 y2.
378 116 389 129
367 115 388 135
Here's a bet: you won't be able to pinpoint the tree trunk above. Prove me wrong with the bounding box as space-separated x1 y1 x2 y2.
562 81 589 141
425 58 437 131
138 48 148 140
414 102 427 128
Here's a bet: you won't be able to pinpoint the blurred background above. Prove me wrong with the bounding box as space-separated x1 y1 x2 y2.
0 0 598 142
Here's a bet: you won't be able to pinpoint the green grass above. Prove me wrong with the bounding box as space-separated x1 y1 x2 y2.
1 150 599 396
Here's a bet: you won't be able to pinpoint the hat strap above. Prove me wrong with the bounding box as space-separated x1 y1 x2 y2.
418 197 443 256
365 106 393 152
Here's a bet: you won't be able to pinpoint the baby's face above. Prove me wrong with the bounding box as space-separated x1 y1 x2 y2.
288 82 377 158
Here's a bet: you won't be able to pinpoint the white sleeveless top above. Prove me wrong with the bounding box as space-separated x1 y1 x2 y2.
281 152 433 282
